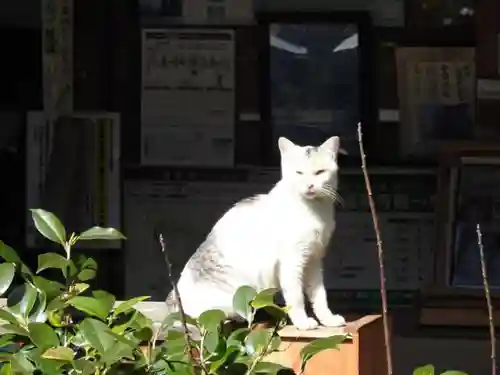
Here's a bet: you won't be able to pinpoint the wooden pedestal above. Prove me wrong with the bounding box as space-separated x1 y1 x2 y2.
266 315 389 375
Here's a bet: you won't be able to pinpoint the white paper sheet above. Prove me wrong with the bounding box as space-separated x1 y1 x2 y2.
141 28 235 166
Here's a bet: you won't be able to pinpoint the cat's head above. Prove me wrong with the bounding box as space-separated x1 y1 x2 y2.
278 136 346 201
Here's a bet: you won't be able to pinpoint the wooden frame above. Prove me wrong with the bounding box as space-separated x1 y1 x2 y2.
256 11 377 167
421 143 500 326
137 20 266 167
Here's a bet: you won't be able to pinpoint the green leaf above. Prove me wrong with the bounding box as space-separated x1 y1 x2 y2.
72 359 97 375
100 341 134 366
299 335 348 373
29 292 48 323
32 276 64 299
0 263 15 296
0 333 15 348
29 209 66 246
111 310 140 334
72 283 90 295
47 297 66 313
10 352 35 375
106 328 139 349
198 309 226 333
0 363 12 375
36 253 68 277
440 372 469 375
245 328 274 357
41 346 74 361
113 295 150 316
0 323 29 336
27 348 65 375
47 309 66 328
161 311 198 330
250 288 279 309
76 257 98 281
232 285 257 322
204 330 223 354
0 309 20 325
79 318 116 354
127 310 153 331
79 226 126 241
7 282 38 318
209 345 241 373
413 365 436 375
92 290 116 315
0 241 21 263
132 326 153 341
28 322 59 351
227 327 250 347
164 337 191 361
67 296 110 320
68 260 78 277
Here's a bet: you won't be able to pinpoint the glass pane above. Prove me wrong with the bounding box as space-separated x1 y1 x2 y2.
450 164 500 288
269 23 360 155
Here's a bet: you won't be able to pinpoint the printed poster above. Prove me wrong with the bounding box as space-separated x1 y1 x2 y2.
396 47 475 157
141 28 235 166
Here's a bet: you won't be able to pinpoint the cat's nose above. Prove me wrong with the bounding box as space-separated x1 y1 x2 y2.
307 184 314 191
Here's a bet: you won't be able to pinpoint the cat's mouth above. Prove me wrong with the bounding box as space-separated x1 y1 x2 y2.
303 190 318 199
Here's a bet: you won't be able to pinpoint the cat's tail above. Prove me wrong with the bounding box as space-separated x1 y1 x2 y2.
164 289 202 341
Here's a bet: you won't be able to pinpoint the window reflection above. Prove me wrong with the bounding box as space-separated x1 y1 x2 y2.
450 163 500 288
269 23 360 154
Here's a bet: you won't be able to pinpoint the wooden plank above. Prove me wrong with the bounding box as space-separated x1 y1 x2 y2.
420 307 500 327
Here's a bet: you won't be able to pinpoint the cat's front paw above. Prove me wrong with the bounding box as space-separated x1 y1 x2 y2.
292 317 319 331
318 313 346 327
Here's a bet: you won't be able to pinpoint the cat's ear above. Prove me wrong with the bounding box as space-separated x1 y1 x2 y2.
319 136 339 154
278 137 296 154
319 136 348 156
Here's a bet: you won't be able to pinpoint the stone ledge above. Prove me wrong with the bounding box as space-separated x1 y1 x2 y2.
1 298 381 339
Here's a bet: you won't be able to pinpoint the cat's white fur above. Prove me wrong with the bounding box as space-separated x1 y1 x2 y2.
170 136 346 330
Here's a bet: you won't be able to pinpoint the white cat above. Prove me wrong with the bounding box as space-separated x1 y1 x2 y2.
165 136 346 330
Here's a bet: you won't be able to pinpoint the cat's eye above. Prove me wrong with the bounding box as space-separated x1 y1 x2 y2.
314 169 326 175
296 171 303 175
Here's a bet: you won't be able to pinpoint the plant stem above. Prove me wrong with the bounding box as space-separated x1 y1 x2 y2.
245 322 281 375
357 122 393 375
476 224 497 375
159 233 208 375
62 241 73 344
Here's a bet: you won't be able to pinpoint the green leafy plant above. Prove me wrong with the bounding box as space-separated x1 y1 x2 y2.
0 209 348 374
413 364 469 375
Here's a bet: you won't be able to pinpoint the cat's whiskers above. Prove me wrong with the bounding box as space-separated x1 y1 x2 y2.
321 184 344 207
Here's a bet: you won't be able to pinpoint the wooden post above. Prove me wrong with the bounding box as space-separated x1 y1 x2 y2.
476 0 500 133
266 315 389 375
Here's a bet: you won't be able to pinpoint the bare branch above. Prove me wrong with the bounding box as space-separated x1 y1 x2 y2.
159 233 205 374
476 224 497 375
357 122 393 375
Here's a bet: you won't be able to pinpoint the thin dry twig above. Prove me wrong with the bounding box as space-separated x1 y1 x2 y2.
476 224 497 375
159 233 205 374
357 122 393 375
